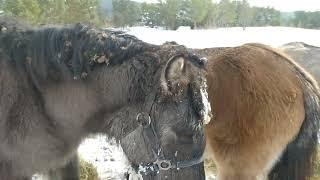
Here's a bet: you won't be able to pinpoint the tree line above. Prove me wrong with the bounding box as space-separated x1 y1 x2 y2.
124 0 320 30
0 0 104 25
1 0 320 29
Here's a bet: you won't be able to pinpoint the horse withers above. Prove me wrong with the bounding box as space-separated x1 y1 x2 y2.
0 17 210 180
202 43 320 180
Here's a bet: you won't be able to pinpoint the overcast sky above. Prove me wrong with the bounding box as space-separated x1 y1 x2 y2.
248 0 320 11
132 0 320 12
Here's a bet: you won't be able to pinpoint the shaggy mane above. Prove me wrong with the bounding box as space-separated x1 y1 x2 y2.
0 16 156 84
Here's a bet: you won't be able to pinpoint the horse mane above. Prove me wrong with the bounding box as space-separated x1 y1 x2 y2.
0 17 156 86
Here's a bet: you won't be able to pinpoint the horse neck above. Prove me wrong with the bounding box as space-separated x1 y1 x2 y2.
83 65 147 140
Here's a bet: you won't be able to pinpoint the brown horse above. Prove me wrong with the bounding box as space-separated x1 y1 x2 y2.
203 43 320 180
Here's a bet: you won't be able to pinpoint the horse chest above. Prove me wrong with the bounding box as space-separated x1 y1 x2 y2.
43 83 100 132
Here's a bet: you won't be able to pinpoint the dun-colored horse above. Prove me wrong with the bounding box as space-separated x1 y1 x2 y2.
204 43 320 180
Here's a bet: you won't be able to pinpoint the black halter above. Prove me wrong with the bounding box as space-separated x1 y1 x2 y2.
125 91 203 176
134 111 204 175
122 52 206 176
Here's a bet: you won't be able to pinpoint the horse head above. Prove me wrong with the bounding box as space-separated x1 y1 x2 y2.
118 43 212 180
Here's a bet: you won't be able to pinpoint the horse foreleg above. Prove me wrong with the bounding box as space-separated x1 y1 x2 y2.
60 155 80 180
48 155 80 180
217 172 267 180
0 161 31 180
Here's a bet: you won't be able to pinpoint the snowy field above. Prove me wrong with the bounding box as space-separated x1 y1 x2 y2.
39 26 320 180
127 26 320 48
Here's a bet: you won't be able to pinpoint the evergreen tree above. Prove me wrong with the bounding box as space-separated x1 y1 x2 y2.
190 0 209 28
204 2 219 27
3 0 42 24
0 0 4 11
37 0 66 24
308 11 320 28
159 0 180 29
2 0 104 25
112 0 140 27
253 7 280 26
141 2 162 27
217 0 237 27
64 0 102 24
176 0 192 28
1 0 319 29
294 11 308 28
236 0 251 28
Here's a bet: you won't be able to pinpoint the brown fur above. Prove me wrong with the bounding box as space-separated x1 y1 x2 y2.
205 43 319 180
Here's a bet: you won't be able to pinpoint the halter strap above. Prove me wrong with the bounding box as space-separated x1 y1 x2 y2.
123 52 205 176
133 110 203 175
136 154 204 175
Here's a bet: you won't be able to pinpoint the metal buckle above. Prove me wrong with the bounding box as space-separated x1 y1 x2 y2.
154 159 172 171
136 112 151 127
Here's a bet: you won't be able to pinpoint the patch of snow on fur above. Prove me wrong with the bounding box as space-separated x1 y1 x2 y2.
201 83 212 125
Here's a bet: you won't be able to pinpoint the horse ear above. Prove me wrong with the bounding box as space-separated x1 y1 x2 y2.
166 56 185 81
162 55 188 92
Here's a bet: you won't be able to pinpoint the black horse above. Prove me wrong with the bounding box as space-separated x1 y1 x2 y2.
0 17 211 180
281 42 320 82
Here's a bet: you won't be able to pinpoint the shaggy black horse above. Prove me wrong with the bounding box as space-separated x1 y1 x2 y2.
0 17 211 180
281 42 320 82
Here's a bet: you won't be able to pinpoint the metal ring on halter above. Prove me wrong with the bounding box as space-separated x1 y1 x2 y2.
154 159 173 171
136 112 151 127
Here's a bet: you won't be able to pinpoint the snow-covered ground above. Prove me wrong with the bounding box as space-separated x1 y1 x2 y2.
36 26 320 180
78 136 130 180
127 26 320 48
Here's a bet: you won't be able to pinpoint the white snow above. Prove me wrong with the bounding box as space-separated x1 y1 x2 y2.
127 26 320 48
77 136 130 180
200 83 212 125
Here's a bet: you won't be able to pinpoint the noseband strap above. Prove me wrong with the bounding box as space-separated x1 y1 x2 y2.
137 155 204 175
133 111 203 175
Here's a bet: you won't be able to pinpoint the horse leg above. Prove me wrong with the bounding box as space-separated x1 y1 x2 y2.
48 154 80 180
0 161 15 180
217 173 266 180
214 160 269 180
60 155 80 180
19 177 32 180
0 161 31 180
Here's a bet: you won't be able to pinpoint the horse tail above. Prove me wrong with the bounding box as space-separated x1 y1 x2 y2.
245 43 320 180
